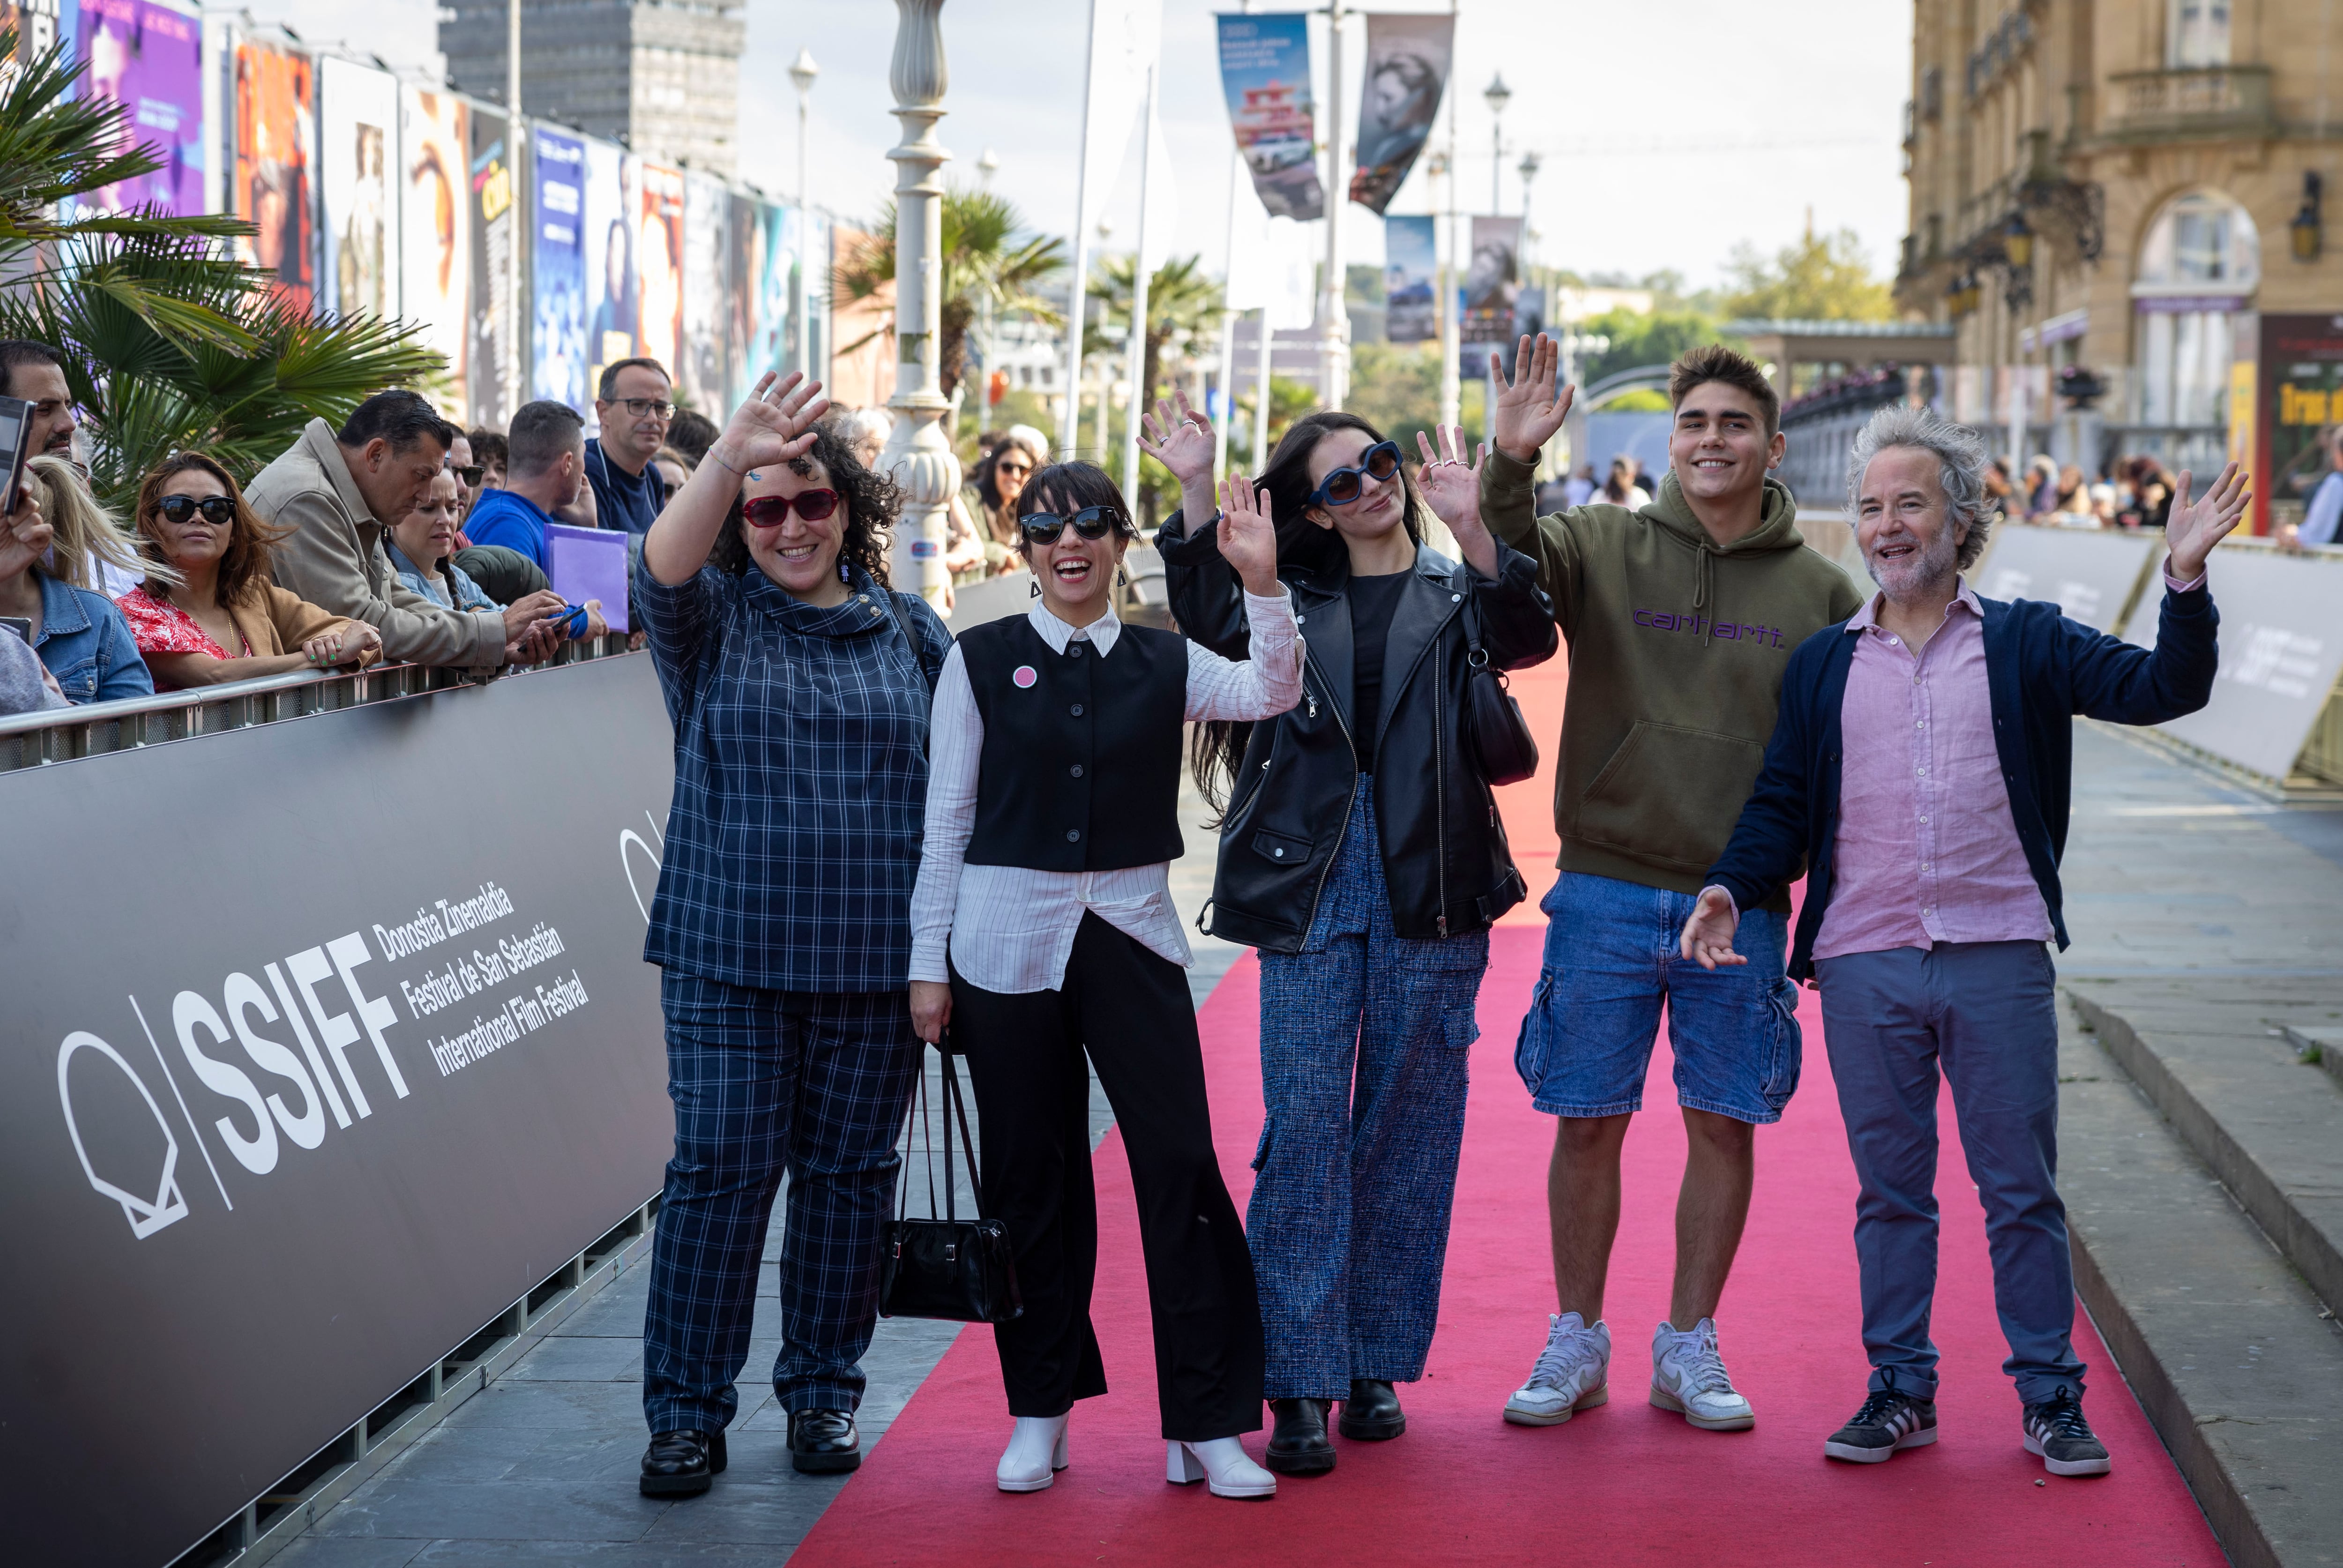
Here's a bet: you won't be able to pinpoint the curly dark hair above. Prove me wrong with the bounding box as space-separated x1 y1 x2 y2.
708 418 902 584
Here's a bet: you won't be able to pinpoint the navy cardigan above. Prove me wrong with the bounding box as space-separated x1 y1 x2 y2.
1704 585 2219 979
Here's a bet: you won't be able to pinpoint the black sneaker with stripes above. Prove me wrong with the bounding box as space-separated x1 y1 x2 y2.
1822 1384 1938 1463
2022 1387 2112 1477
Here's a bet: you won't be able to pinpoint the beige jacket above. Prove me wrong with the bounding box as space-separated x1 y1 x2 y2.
247 418 507 669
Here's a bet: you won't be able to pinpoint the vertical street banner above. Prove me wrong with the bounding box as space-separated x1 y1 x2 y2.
468 106 516 430
401 87 471 402
724 192 759 408
1462 216 1521 344
1350 12 1451 216
1215 12 1324 223
1077 0 1162 240
530 128 589 413
231 37 314 308
1383 213 1437 343
636 163 686 386
2257 314 2343 535
748 203 800 391
73 0 203 217
319 57 398 322
680 174 731 419
582 142 637 407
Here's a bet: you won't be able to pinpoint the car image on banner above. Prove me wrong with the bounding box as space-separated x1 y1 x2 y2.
532 129 590 413
319 56 399 322
1214 12 1325 224
231 37 315 308
74 0 204 218
401 87 471 403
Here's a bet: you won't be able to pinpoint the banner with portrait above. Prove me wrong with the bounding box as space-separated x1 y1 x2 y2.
723 192 761 409
1350 12 1450 216
400 87 470 399
1383 213 1437 344
73 0 203 217
530 128 589 414
582 140 637 410
1462 216 1520 346
680 174 731 419
2257 314 2343 536
231 37 315 308
318 57 397 322
1215 12 1324 223
467 106 517 429
737 202 800 403
636 163 685 386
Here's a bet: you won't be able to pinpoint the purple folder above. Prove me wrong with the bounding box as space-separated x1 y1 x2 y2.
545 523 630 635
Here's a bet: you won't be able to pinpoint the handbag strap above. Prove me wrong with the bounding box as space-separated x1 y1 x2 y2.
884 589 939 695
1459 576 1491 670
897 1036 991 1226
936 1033 988 1223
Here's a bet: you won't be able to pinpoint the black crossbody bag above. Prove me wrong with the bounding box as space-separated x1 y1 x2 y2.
878 1038 1022 1323
1461 589 1540 786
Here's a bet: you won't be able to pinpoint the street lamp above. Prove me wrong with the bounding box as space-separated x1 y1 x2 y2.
788 46 819 379
874 2 956 605
789 47 819 212
977 147 1000 190
1484 73 1511 213
1518 149 1541 262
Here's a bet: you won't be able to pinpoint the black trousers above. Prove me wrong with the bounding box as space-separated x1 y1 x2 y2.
950 913 1265 1440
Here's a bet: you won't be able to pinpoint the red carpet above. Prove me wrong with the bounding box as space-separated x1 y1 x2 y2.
793 657 2222 1568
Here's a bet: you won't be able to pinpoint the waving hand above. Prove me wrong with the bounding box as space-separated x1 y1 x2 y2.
1490 334 1574 466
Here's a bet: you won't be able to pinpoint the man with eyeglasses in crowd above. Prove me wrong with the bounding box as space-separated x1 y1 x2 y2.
588 358 675 537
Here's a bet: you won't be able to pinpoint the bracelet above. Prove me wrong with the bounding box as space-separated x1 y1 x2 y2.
706 443 748 476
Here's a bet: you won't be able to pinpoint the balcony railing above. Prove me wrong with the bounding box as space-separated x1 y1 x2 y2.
2103 65 2274 142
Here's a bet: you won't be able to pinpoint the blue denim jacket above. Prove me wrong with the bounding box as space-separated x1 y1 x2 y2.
32 570 153 704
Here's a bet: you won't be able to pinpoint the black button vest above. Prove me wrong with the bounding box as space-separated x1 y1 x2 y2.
960 615 1188 872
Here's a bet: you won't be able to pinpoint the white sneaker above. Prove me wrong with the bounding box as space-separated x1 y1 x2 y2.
1503 1312 1612 1426
1167 1437 1276 1499
996 1414 1070 1492
1649 1319 1755 1431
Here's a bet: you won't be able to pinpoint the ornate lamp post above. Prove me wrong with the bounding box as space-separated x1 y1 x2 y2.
878 0 958 605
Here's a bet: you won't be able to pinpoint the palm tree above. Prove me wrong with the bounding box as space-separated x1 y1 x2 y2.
1083 253 1223 424
832 186 1067 403
0 29 440 509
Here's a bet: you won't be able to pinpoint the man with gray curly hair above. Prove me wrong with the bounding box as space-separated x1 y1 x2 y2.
1680 402 2248 1479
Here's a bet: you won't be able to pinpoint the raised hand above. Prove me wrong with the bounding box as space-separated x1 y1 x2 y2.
0 485 52 583
1216 473 1280 596
2163 462 2251 581
1412 424 1484 531
710 371 831 475
1138 389 1217 486
1678 887 1747 971
1489 334 1574 466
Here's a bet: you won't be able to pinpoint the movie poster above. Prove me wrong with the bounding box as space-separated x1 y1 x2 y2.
680 173 730 417
582 140 636 409
319 56 396 321
1461 216 1521 347
1351 13 1450 216
232 38 314 307
400 86 470 399
1383 214 1437 343
531 128 589 413
1215 12 1324 223
725 192 762 407
744 202 798 396
2258 313 2343 537
468 105 516 429
636 162 685 383
74 0 203 217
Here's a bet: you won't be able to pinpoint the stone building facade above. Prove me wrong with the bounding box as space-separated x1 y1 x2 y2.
438 0 744 179
1895 0 2341 518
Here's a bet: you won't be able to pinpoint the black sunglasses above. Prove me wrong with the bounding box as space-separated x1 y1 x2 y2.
1020 506 1128 545
1306 440 1403 508
449 463 484 486
157 495 237 526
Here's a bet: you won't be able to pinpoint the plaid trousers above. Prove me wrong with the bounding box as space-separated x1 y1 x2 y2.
642 970 922 1434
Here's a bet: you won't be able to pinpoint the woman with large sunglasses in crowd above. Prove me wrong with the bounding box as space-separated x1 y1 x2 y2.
907 458 1300 1501
631 371 951 1500
1153 396 1557 1476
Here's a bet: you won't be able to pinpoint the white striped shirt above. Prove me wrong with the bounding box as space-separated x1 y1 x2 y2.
908 590 1302 994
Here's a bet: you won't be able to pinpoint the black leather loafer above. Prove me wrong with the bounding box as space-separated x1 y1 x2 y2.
789 1407 862 1475
1265 1398 1337 1475
640 1427 727 1497
1339 1378 1406 1441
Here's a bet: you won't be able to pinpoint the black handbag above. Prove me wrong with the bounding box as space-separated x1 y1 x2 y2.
878 1038 1022 1323
1461 590 1540 786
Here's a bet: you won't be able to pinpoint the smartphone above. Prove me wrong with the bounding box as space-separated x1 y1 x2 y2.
0 395 32 517
545 602 589 639
0 616 30 644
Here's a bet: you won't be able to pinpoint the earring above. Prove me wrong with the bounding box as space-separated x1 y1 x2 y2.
1030 578 1041 598
1116 568 1127 588
839 558 851 584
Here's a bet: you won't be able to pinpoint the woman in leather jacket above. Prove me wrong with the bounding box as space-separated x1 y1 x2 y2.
1149 398 1557 1477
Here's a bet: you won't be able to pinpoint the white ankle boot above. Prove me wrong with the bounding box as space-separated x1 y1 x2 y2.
1167 1436 1276 1499
996 1414 1071 1493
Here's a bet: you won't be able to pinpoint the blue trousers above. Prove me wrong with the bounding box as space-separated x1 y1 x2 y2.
642 971 922 1434
1814 941 2087 1405
1249 778 1489 1399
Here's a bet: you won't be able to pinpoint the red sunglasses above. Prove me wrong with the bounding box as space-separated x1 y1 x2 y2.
742 489 841 528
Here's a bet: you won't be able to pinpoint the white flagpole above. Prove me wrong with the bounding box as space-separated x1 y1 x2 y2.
1213 0 1251 482
1121 59 1159 514
1060 0 1102 458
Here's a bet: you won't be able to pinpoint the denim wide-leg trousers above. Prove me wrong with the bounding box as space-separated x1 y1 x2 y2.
1247 777 1489 1400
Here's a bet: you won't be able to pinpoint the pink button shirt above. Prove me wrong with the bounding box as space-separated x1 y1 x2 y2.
1812 580 2052 960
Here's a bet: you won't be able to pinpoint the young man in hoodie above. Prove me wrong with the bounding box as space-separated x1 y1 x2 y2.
1481 337 1864 1434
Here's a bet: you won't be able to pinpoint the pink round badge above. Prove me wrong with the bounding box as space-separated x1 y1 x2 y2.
1012 665 1038 689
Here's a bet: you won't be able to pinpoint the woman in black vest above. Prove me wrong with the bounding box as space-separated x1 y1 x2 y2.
908 460 1300 1499
1153 397 1557 1475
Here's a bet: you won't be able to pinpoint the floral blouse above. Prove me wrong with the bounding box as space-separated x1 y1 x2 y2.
115 586 249 672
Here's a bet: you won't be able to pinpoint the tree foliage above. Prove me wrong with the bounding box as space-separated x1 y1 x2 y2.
832 186 1067 400
1720 227 1895 323
1575 307 1739 391
1084 252 1222 424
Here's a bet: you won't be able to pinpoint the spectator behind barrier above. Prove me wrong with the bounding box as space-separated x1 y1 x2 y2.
588 357 672 536
116 451 384 690
467 399 589 574
15 453 161 597
469 427 509 491
0 460 152 702
388 469 501 612
837 405 891 470
665 407 719 469
652 447 692 508
247 389 567 671
0 338 80 461
0 610 68 713
453 544 550 605
447 430 482 522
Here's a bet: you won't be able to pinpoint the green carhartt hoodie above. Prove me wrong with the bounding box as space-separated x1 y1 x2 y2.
1480 448 1864 911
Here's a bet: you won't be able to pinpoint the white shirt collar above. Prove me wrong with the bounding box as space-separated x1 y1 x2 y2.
1027 597 1122 658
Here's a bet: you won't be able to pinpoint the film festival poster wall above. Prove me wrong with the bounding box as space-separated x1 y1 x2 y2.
583 141 638 410
1463 216 1522 346
637 162 686 388
2257 313 2343 534
1384 214 1437 345
231 37 314 308
724 190 761 407
1215 11 1324 224
319 56 398 323
73 0 204 218
1350 13 1450 217
736 201 798 406
468 105 517 430
532 128 590 413
680 173 731 418
402 87 472 398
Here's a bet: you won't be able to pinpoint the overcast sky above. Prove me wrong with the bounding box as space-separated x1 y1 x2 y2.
238 0 1914 291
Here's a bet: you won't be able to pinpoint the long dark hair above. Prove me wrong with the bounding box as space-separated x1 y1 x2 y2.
1186 410 1424 815
134 450 291 608
709 418 901 584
